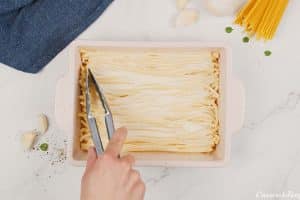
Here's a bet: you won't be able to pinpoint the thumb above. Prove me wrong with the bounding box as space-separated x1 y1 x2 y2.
86 147 97 171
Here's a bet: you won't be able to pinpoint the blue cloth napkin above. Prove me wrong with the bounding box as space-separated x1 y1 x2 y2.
0 0 113 73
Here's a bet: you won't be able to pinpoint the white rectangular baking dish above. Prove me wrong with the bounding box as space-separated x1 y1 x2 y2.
55 40 244 167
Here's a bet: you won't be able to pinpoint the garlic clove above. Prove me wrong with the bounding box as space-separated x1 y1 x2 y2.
175 9 199 27
21 131 38 150
203 0 246 16
38 114 49 134
176 0 189 10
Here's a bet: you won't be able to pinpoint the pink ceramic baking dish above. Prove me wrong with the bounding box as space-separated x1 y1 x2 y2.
55 40 244 167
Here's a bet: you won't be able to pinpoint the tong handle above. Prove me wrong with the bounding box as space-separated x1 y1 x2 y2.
88 117 104 155
105 114 115 140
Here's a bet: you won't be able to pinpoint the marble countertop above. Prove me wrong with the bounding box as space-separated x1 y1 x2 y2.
1 0 300 199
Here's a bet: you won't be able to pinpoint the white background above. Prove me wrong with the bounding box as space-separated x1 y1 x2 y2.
1 0 300 199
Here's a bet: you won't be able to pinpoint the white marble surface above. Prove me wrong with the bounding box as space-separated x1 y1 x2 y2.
1 0 300 199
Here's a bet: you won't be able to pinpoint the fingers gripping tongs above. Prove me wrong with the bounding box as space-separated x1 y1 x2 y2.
85 69 115 155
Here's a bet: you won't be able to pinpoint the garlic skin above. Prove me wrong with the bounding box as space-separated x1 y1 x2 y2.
175 9 199 27
176 0 189 10
21 131 38 150
203 0 246 16
38 114 49 134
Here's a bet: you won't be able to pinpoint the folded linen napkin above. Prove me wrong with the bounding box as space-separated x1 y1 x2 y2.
0 0 113 73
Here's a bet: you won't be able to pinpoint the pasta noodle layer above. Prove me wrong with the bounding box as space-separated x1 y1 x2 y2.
78 48 220 153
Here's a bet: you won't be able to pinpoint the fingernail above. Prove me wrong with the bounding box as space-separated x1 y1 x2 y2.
88 146 95 153
120 126 127 131
119 127 128 138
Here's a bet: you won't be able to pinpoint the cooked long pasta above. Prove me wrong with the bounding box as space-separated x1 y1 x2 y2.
78 47 220 153
235 0 289 40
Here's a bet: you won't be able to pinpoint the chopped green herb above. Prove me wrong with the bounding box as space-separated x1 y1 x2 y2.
40 143 48 151
264 50 272 56
225 26 233 33
243 36 250 43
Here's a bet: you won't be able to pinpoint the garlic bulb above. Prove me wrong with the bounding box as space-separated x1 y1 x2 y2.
175 8 199 27
203 0 246 16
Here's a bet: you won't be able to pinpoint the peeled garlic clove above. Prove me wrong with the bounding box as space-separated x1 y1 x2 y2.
203 0 246 16
38 114 48 134
21 131 38 150
176 9 199 27
176 0 189 10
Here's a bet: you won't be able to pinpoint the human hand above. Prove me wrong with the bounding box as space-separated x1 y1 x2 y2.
80 127 145 200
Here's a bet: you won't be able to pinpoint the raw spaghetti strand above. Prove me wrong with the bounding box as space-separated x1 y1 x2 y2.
235 0 289 40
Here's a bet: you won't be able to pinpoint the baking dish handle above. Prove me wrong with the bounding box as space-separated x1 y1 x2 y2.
55 73 72 133
228 78 245 134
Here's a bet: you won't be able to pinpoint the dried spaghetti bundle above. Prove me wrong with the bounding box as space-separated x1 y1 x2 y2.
235 0 289 40
78 48 220 153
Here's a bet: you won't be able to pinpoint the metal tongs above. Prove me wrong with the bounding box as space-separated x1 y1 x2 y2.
85 69 115 155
